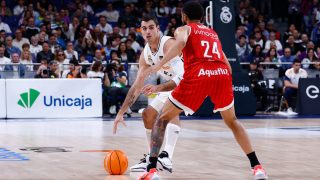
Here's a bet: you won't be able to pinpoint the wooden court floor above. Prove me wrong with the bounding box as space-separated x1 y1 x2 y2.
0 116 320 180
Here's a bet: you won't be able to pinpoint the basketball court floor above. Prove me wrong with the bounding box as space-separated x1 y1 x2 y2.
0 115 320 180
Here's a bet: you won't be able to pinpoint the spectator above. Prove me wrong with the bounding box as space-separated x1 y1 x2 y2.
118 42 135 63
284 35 303 56
280 47 296 71
86 26 107 47
82 0 94 15
119 22 129 38
95 3 119 24
103 62 129 115
254 31 265 49
5 36 21 56
0 29 6 44
118 4 136 27
13 0 25 16
92 49 106 62
156 0 170 18
12 29 30 51
300 33 310 52
0 45 10 71
127 32 141 53
81 37 97 60
64 41 78 60
30 36 42 58
68 17 80 41
110 50 121 62
0 0 12 17
66 59 81 78
34 60 57 78
125 39 138 62
4 53 25 78
0 17 11 34
264 32 282 53
95 16 113 35
55 50 69 78
310 21 320 47
283 59 308 114
302 48 317 69
36 42 54 63
87 60 104 79
60 8 70 25
264 48 281 69
25 17 40 40
20 50 33 71
247 44 264 63
236 34 250 62
142 0 157 18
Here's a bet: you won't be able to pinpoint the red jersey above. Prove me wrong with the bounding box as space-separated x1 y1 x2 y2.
182 23 225 72
169 23 234 115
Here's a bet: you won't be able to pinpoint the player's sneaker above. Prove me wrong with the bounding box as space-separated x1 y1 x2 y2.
157 151 173 173
253 165 268 180
138 168 160 180
130 154 149 172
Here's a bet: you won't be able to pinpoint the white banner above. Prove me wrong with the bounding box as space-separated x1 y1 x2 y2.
0 80 6 118
6 79 102 118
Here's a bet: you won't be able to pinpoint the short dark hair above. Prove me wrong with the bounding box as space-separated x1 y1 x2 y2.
293 59 301 64
141 14 159 26
182 1 204 20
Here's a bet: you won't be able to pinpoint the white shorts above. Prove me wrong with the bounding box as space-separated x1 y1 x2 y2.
149 91 171 113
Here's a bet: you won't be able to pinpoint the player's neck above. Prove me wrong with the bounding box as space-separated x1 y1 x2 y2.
187 20 201 24
149 35 161 53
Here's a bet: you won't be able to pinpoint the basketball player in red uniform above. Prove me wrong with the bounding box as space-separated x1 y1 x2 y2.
138 1 268 180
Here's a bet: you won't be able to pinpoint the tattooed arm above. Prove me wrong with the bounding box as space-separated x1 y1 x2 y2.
113 51 150 134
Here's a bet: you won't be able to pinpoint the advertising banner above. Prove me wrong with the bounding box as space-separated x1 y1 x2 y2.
6 79 102 118
0 80 6 118
297 78 320 115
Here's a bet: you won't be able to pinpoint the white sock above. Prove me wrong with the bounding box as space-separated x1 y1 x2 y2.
145 129 152 153
164 123 180 159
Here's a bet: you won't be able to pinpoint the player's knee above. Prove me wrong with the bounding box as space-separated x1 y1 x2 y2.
142 108 157 129
224 116 239 129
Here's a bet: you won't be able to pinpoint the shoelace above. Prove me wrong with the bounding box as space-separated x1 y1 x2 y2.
139 154 148 163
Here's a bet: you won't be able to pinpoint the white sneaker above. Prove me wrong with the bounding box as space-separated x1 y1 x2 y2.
157 151 173 173
287 107 298 116
130 154 149 172
109 105 116 115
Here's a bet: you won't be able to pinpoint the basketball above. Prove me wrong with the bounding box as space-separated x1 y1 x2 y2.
104 150 128 175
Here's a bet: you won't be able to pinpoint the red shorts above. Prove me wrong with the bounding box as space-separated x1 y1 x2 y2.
169 62 234 115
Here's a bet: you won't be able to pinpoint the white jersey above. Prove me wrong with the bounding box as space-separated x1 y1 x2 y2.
285 68 308 86
143 36 184 85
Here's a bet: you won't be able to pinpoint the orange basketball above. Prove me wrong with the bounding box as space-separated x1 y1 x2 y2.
104 150 128 175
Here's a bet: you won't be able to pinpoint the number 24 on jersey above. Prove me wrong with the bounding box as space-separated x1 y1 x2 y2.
201 40 221 59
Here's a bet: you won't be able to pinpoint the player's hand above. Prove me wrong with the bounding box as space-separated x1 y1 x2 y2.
141 84 158 96
113 114 127 134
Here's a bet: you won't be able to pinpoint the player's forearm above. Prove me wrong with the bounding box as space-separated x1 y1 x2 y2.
155 40 185 72
156 80 177 92
119 79 143 114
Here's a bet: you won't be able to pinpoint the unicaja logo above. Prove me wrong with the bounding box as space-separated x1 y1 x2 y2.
17 88 40 108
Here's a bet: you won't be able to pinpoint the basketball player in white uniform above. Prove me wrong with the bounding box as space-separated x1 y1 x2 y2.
113 15 184 173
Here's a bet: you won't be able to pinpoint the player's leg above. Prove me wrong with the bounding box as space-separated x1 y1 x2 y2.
220 106 268 179
158 115 180 173
130 105 158 172
147 100 183 172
